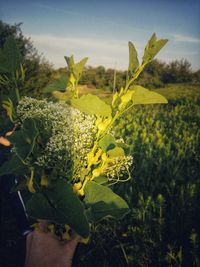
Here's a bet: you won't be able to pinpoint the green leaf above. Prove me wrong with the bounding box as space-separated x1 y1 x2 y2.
99 134 116 152
11 179 27 193
8 118 39 160
131 85 168 105
65 56 75 72
43 74 68 93
52 90 69 101
128 41 139 74
26 192 55 218
84 181 129 221
142 33 168 63
74 57 88 78
26 179 89 238
2 98 15 122
107 147 125 157
0 156 25 176
65 56 88 80
71 94 111 117
0 37 22 73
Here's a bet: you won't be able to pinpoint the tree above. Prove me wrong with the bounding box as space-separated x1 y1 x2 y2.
192 69 200 84
0 20 53 98
162 59 192 83
137 60 165 88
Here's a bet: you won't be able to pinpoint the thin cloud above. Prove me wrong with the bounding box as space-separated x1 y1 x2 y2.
32 2 81 16
26 33 144 69
28 34 128 51
31 2 146 34
173 34 200 44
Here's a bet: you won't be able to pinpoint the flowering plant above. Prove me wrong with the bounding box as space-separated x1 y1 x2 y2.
0 33 167 239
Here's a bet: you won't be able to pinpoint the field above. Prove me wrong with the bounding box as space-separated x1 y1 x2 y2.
75 84 200 267
0 84 200 267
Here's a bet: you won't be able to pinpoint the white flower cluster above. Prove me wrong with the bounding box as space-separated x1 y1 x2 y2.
17 97 133 181
17 97 96 177
106 155 133 181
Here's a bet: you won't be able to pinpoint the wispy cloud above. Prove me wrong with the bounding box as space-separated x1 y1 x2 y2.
173 34 200 44
32 2 81 16
29 34 128 51
31 2 146 34
26 33 144 69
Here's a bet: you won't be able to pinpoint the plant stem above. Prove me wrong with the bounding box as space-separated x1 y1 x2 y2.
124 63 146 92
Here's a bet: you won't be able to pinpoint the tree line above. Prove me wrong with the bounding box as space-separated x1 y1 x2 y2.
0 20 199 99
77 59 199 91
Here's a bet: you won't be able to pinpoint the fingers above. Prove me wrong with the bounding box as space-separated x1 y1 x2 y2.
0 136 11 147
0 129 14 147
5 131 14 137
38 220 49 232
37 220 60 240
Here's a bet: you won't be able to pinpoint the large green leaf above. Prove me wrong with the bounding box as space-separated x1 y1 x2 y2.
64 56 88 80
128 41 139 74
8 118 39 160
26 179 89 237
131 85 168 105
0 156 24 176
71 94 111 117
84 181 129 221
142 33 168 63
107 147 125 158
99 134 116 152
0 37 22 73
43 74 68 93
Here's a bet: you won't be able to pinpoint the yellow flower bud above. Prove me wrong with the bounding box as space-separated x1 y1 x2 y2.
101 152 108 162
61 225 71 241
73 182 82 191
48 224 55 234
40 175 49 187
80 236 90 244
27 170 36 193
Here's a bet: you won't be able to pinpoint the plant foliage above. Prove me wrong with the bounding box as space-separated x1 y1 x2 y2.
0 33 168 240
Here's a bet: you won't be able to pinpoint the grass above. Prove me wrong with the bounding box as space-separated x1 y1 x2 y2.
75 83 200 266
0 83 199 267
155 83 200 100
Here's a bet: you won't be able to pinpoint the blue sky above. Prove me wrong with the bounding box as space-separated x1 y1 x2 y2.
1 0 200 70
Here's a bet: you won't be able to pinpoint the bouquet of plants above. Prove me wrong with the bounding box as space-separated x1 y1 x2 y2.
0 33 168 240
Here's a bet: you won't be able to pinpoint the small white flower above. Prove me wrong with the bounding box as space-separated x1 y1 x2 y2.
17 97 133 180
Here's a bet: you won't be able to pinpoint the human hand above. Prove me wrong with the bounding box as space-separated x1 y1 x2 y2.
0 130 14 146
0 136 11 146
25 222 81 267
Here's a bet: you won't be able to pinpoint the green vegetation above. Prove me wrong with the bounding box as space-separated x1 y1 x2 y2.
0 32 169 241
0 21 199 267
49 58 200 97
74 84 200 267
0 20 53 100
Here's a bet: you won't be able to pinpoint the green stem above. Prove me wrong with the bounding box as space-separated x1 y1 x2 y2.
82 62 144 188
15 87 20 102
124 63 146 92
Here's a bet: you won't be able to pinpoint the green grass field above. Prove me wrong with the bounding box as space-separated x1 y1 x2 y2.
75 84 200 267
0 83 199 267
